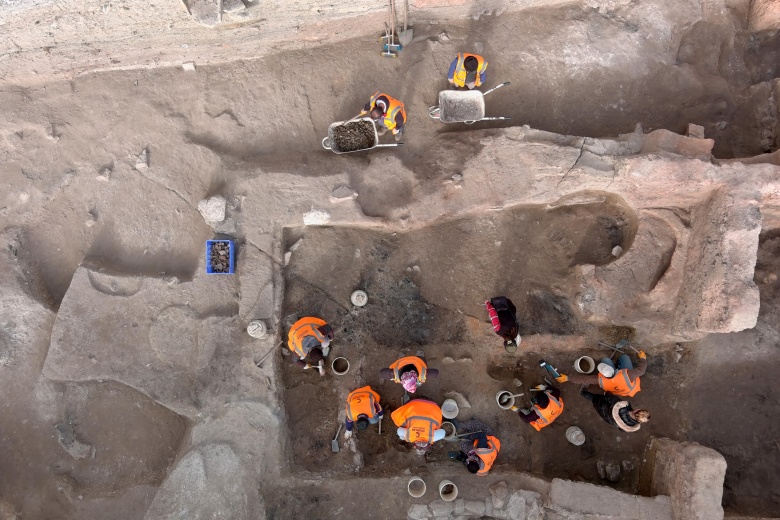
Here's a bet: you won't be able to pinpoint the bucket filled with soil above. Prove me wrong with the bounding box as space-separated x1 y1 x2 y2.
206 240 235 274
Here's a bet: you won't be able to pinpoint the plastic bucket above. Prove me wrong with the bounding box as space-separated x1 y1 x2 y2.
574 356 595 374
441 399 459 419
441 421 456 440
408 477 426 498
246 320 267 339
438 480 459 502
331 357 350 376
350 290 368 307
496 390 516 410
566 426 586 446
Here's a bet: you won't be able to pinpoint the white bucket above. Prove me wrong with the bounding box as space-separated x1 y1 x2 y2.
496 390 516 410
441 399 459 419
407 477 426 498
331 357 350 376
441 421 456 440
246 320 267 339
438 480 459 502
566 426 586 446
574 356 596 374
350 290 368 307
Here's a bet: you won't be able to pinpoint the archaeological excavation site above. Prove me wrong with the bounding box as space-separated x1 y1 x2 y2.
1 0 779 519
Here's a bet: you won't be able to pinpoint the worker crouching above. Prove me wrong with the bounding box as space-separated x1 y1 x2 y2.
513 386 564 431
380 355 439 395
581 390 650 432
360 92 406 141
447 418 500 476
287 316 334 376
344 385 384 439
562 350 647 397
391 398 444 453
485 296 521 350
448 53 488 90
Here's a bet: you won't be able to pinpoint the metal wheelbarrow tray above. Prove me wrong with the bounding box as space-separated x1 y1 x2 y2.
429 82 511 124
322 117 403 154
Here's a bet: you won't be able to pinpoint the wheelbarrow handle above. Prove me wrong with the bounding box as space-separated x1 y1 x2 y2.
374 143 404 147
480 116 511 120
482 81 511 97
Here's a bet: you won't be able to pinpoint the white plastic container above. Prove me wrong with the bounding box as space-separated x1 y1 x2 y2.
441 421 456 440
574 356 596 374
331 357 350 376
566 426 586 446
350 290 368 307
441 399 459 419
438 480 459 502
246 320 267 339
408 477 426 498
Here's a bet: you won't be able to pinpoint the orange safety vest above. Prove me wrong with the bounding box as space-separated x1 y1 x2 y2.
391 399 442 444
287 317 327 358
451 53 488 88
345 386 381 422
368 92 406 131
474 436 500 476
599 369 641 397
388 356 428 384
530 391 564 432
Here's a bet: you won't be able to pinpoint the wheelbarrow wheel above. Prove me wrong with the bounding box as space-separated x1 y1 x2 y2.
464 120 476 125
322 137 332 150
428 106 441 120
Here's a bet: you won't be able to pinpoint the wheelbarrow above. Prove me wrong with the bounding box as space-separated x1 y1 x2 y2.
429 82 511 125
322 117 404 154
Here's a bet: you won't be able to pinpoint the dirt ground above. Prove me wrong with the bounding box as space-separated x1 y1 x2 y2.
0 1 779 518
279 209 780 515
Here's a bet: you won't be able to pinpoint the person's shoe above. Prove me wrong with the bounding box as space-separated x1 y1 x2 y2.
317 359 325 377
448 451 466 462
394 132 403 142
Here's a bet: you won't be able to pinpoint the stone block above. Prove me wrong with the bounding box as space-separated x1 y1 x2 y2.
748 0 780 32
453 498 464 515
408 504 431 520
222 0 245 13
687 123 705 139
506 492 526 519
186 0 221 27
463 500 485 516
428 499 453 517
198 195 226 224
641 129 714 160
489 480 508 509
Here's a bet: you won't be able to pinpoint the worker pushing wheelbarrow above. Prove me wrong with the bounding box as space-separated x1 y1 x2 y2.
323 91 407 154
429 82 511 125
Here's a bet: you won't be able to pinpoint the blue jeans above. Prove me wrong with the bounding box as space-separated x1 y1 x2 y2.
600 354 633 371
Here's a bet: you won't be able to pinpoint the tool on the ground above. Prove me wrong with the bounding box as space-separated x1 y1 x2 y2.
382 22 401 56
444 431 483 441
598 339 640 359
402 390 410 405
397 0 413 46
254 341 284 368
539 359 561 378
378 416 383 434
529 384 547 393
429 82 512 124
497 392 525 405
332 424 343 452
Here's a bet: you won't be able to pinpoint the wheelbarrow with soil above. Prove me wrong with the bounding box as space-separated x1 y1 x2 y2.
322 117 404 154
429 82 511 125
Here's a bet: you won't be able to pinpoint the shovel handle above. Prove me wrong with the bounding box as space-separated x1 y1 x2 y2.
482 81 511 97
374 143 404 148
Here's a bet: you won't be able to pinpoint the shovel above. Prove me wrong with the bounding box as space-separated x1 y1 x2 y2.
331 424 342 453
378 416 383 434
397 0 413 46
444 430 483 442
402 390 410 405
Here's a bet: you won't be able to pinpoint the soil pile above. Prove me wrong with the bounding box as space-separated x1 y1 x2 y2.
332 121 376 152
209 241 232 273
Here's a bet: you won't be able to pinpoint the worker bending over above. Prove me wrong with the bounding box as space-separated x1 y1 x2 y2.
391 398 444 453
380 355 439 395
448 53 488 89
344 385 384 439
580 390 650 432
287 316 334 376
359 92 406 141
513 386 564 431
485 296 521 350
560 350 647 397
448 418 500 476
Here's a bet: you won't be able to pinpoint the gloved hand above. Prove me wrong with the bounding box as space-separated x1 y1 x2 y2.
359 110 367 116
556 374 569 383
321 345 330 357
344 430 353 440
510 406 519 412
638 350 647 359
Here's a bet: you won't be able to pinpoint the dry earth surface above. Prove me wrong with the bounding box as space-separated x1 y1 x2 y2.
0 0 779 519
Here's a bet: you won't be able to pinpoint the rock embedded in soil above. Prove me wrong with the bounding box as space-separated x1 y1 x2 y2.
332 120 375 152
198 195 227 224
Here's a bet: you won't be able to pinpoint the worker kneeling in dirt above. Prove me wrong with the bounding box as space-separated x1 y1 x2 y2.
559 350 647 397
448 418 500 476
485 296 521 350
448 53 488 90
380 355 439 394
513 386 564 431
344 385 384 439
287 316 334 376
392 398 444 452
580 390 650 433
359 92 406 141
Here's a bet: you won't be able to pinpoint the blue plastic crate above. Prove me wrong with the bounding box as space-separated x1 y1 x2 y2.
206 240 235 274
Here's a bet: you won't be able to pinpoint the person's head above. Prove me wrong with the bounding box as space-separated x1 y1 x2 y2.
356 415 370 431
597 362 616 378
465 460 480 474
633 409 651 423
317 323 334 340
309 348 324 364
532 391 549 408
464 56 479 72
370 107 384 119
401 370 419 393
414 441 430 454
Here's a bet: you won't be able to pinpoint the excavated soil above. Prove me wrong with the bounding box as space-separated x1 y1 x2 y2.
332 120 376 152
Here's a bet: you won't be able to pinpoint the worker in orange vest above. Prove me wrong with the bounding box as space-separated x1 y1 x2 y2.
512 385 564 431
559 350 647 397
447 53 488 89
447 418 500 475
343 385 383 439
379 354 439 395
359 92 406 141
391 398 444 452
287 316 334 376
